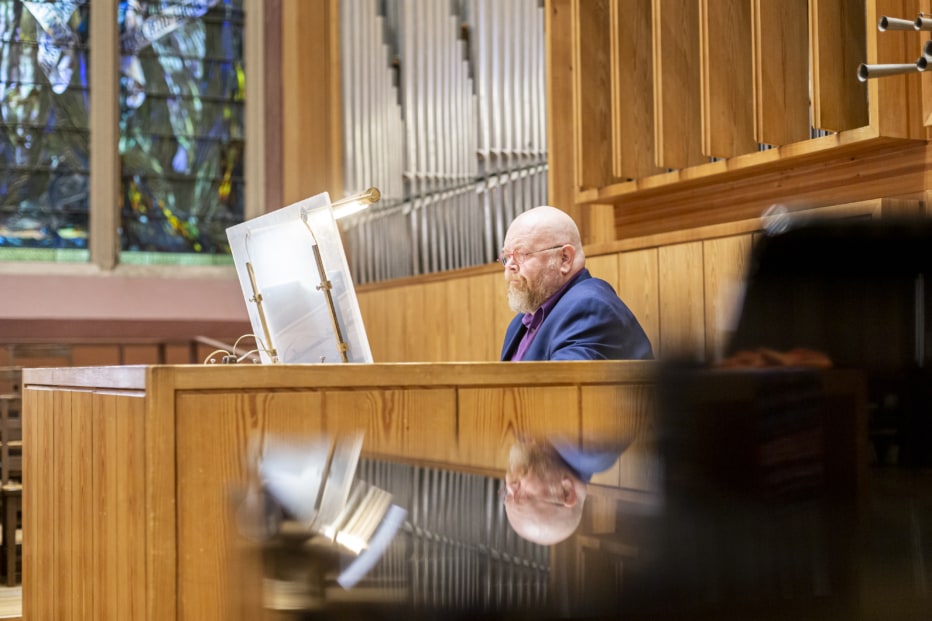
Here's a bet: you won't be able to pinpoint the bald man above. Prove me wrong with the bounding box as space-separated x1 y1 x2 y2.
499 206 653 361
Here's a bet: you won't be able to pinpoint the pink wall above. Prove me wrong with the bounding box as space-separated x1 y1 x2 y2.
0 272 251 341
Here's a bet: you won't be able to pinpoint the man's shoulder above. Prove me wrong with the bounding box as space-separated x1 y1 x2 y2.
561 271 618 299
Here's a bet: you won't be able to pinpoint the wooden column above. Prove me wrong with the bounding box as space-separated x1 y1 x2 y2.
280 0 345 204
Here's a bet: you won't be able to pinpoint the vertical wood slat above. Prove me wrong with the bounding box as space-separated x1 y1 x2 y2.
702 234 754 362
572 0 614 190
659 242 706 362
617 249 660 359
652 0 705 169
612 0 663 180
280 0 343 204
751 0 811 146
810 0 869 132
868 0 926 138
699 0 756 158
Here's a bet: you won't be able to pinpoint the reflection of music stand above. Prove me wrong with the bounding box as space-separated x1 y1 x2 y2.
226 192 373 364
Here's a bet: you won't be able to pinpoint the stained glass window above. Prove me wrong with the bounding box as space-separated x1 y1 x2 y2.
0 1 91 254
119 0 245 257
0 0 246 263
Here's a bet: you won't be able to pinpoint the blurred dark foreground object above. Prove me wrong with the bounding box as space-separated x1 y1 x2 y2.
728 217 932 467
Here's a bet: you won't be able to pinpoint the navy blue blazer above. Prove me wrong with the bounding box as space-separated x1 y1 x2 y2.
500 269 653 361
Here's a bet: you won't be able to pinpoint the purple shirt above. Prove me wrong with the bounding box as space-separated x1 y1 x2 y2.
511 271 585 361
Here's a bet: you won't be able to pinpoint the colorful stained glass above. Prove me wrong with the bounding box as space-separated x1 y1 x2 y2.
0 0 91 250
0 0 245 259
119 0 245 255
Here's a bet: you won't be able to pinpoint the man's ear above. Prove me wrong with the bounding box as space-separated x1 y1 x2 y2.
560 245 575 275
560 475 578 507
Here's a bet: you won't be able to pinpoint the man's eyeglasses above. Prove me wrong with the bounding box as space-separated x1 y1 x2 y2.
498 244 565 267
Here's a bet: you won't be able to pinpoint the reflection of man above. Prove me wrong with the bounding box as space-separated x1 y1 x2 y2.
499 206 653 361
503 436 625 545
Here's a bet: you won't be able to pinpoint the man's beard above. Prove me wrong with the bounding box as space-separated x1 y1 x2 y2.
506 260 562 314
507 439 564 490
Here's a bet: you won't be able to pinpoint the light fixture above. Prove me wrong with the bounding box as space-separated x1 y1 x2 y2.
331 187 381 220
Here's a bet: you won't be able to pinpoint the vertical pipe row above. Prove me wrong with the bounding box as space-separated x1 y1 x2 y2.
339 0 547 285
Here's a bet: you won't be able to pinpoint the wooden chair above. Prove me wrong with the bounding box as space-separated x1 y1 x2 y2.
0 394 22 586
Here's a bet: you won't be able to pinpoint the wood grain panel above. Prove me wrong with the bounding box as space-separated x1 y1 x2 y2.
458 386 580 470
324 388 456 463
417 280 450 362
751 0 810 146
573 0 614 190
53 390 73 620
447 275 497 361
490 271 514 360
659 242 706 361
810 0 868 132
72 391 94 620
581 384 657 492
652 0 705 169
612 0 663 180
22 388 51 620
546 0 578 222
147 367 179 621
699 0 756 158
617 248 660 358
585 254 620 293
114 393 146 621
703 234 754 362
868 0 925 138
175 391 324 621
280 0 343 203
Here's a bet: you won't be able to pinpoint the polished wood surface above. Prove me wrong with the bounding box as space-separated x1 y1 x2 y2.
22 361 657 620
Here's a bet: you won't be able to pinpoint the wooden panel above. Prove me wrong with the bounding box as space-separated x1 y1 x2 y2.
581 384 657 492
175 391 325 621
810 0 869 131
573 0 614 190
751 0 810 145
53 390 74 619
659 242 705 361
546 0 578 220
416 280 450 361
612 0 663 180
324 388 456 463
652 0 705 169
617 248 660 358
22 388 51 620
490 271 515 359
868 0 926 138
447 275 497 361
699 0 756 158
458 386 580 470
280 0 343 204
104 392 146 621
585 254 620 293
703 234 754 362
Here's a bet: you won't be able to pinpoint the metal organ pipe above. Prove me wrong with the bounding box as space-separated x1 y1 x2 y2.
338 0 547 284
857 57 927 81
